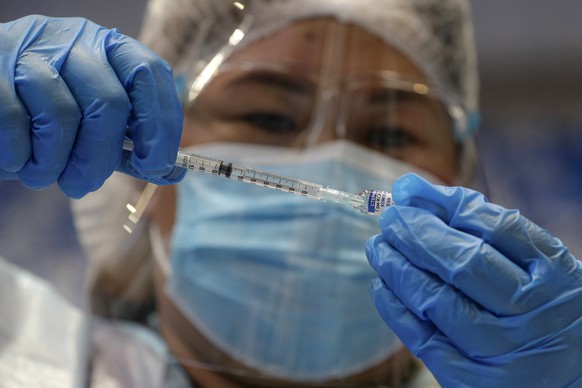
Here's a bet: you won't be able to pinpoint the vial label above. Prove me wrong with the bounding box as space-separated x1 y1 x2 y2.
367 190 394 213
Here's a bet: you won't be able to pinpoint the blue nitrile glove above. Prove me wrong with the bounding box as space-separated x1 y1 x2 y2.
0 15 185 198
366 173 582 388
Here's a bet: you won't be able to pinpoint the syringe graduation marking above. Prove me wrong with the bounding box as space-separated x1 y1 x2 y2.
230 166 319 197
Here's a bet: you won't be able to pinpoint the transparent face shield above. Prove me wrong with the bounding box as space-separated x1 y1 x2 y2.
176 6 460 179
144 3 461 386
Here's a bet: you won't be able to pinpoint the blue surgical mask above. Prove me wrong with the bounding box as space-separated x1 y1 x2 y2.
161 141 427 382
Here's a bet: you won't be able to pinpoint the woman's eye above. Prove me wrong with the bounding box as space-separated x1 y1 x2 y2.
243 112 298 134
365 127 417 149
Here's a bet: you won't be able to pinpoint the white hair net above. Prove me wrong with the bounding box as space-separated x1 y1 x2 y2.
140 0 480 140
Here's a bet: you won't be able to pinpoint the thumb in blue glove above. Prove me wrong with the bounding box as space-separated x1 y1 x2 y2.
366 173 582 387
0 15 186 198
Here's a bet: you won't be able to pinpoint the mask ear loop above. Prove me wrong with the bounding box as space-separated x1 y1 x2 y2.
304 20 347 147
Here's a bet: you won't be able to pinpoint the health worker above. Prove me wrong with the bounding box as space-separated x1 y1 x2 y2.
77 0 477 385
0 0 580 387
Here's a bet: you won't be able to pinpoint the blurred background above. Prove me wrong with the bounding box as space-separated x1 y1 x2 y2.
1 0 581 307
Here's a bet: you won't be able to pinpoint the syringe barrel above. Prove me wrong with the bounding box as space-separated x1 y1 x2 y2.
176 151 323 198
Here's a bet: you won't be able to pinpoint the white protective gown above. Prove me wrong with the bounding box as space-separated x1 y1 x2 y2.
0 257 192 388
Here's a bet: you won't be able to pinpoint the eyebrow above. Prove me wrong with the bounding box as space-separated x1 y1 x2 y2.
228 71 315 95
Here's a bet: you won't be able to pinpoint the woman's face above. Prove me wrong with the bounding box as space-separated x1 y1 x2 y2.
152 18 457 387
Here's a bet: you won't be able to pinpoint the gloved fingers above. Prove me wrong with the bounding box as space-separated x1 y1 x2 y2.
369 277 490 387
370 243 582 388
367 235 535 356
391 173 568 270
0 18 33 172
13 54 80 190
378 206 536 315
369 277 438 357
105 31 184 184
0 80 30 172
57 33 131 198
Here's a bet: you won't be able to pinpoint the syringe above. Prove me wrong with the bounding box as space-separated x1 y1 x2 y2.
123 139 394 215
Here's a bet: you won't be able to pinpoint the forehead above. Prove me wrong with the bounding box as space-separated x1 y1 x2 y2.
228 17 428 81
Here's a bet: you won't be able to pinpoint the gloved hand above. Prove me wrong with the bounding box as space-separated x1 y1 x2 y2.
0 15 185 198
366 173 582 388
